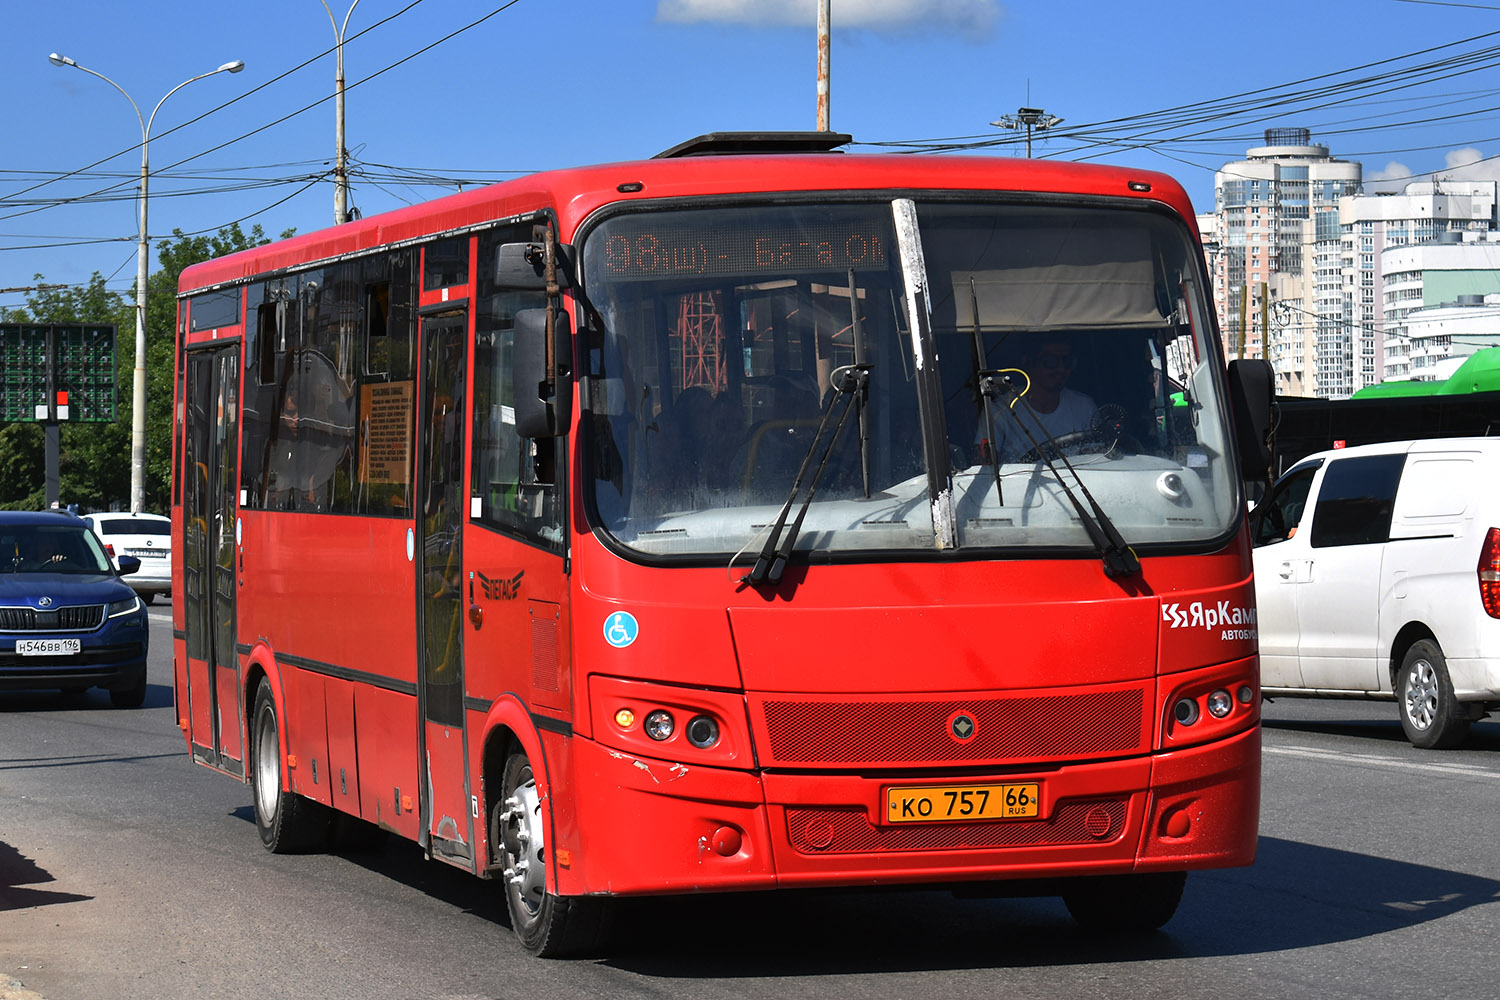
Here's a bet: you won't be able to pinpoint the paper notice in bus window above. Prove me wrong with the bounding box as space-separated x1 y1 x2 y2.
360 380 414 485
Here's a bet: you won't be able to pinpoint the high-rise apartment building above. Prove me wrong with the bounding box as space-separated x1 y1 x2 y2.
1211 129 1360 395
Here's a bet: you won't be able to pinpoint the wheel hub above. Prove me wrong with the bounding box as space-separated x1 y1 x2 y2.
1404 660 1439 731
501 775 546 912
254 705 280 819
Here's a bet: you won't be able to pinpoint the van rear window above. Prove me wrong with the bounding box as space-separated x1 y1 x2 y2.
99 518 171 536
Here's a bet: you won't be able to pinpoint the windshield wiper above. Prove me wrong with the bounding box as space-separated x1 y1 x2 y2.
989 380 1141 580
743 362 870 588
969 278 1003 503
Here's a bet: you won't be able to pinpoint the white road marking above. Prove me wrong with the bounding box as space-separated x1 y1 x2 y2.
1263 743 1500 781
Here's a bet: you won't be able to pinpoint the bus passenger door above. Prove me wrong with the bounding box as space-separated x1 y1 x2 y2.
181 346 242 774
415 307 474 866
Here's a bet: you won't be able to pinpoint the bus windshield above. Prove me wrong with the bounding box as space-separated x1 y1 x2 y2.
581 199 1238 561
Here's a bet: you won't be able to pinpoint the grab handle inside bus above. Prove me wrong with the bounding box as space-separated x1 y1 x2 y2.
513 307 573 438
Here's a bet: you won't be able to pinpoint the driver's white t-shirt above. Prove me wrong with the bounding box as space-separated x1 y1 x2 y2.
981 387 1097 462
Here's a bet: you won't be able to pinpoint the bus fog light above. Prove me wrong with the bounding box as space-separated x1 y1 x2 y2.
1207 689 1233 718
1173 698 1200 726
644 710 674 741
685 715 720 749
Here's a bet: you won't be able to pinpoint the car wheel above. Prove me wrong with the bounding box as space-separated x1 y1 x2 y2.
141 592 154 606
1062 872 1186 931
493 750 610 956
109 669 147 709
250 680 330 852
1398 639 1469 750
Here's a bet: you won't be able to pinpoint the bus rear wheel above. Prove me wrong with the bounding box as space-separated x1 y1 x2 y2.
250 680 330 853
493 750 610 957
1062 871 1186 931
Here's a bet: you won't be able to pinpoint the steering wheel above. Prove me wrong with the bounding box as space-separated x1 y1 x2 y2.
1018 407 1144 463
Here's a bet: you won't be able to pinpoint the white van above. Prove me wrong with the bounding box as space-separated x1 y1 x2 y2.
1250 437 1500 748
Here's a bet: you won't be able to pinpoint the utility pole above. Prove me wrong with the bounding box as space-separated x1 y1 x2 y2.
322 0 363 224
816 0 831 131
991 106 1063 157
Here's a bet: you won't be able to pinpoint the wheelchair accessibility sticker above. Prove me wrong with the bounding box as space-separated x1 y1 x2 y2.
603 612 639 649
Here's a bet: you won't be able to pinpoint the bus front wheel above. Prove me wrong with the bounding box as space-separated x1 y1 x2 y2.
250 680 330 853
493 750 610 957
1062 871 1186 931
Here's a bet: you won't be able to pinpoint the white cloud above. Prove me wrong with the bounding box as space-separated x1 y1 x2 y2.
1438 146 1500 184
1364 148 1500 194
657 0 1002 38
1365 160 1414 195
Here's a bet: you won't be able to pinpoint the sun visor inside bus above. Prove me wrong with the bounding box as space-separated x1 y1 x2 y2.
948 227 1166 331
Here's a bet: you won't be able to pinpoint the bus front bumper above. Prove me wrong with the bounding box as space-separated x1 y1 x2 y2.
554 724 1259 897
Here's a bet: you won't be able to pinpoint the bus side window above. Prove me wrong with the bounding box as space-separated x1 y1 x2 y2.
472 227 558 546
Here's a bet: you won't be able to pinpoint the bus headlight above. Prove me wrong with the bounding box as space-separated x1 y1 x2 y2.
643 710 675 741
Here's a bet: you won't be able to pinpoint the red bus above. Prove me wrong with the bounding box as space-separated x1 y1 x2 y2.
172 132 1272 955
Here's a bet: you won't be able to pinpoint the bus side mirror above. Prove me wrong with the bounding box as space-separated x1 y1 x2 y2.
1227 358 1275 482
495 242 574 290
513 307 572 438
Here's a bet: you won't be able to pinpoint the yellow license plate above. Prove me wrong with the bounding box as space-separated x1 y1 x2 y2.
885 782 1040 824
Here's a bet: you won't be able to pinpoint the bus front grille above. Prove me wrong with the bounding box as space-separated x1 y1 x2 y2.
755 688 1148 768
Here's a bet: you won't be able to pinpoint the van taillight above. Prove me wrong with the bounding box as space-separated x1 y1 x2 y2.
1480 528 1500 619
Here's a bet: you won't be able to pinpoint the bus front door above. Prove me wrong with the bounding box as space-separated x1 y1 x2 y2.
181 346 242 775
415 307 475 867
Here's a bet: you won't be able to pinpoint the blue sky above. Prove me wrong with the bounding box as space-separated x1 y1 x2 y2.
4 0 1499 310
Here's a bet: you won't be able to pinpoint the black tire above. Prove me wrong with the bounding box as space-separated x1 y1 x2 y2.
1398 639 1469 750
108 669 147 709
493 750 611 957
250 681 330 852
1062 872 1186 932
141 592 155 606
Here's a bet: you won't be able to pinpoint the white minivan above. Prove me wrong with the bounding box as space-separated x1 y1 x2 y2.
1250 437 1500 748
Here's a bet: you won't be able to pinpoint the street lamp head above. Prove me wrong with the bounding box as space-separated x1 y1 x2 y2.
48 53 77 68
219 60 246 74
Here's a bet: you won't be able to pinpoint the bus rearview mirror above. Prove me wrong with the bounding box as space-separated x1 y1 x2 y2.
496 241 574 290
513 307 572 438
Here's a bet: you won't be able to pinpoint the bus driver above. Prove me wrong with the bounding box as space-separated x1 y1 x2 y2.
983 334 1097 462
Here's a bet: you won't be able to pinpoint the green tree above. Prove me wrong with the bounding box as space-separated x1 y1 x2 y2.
0 223 287 511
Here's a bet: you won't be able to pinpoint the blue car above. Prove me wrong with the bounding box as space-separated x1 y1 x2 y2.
0 510 151 707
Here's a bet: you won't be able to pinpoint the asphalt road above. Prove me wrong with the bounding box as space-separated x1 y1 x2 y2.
3 613 1500 999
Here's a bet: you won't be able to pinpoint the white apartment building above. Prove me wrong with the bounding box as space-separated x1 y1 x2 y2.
1384 232 1500 380
1331 182 1498 395
1211 128 1360 394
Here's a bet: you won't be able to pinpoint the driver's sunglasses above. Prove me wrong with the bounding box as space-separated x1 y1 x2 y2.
1038 353 1076 370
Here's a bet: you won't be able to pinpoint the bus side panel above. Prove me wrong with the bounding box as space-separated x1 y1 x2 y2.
236 511 419 835
356 684 421 841
325 677 361 816
286 668 331 806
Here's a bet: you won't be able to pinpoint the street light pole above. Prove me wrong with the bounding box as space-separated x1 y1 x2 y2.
321 0 363 224
49 53 245 514
991 106 1064 158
